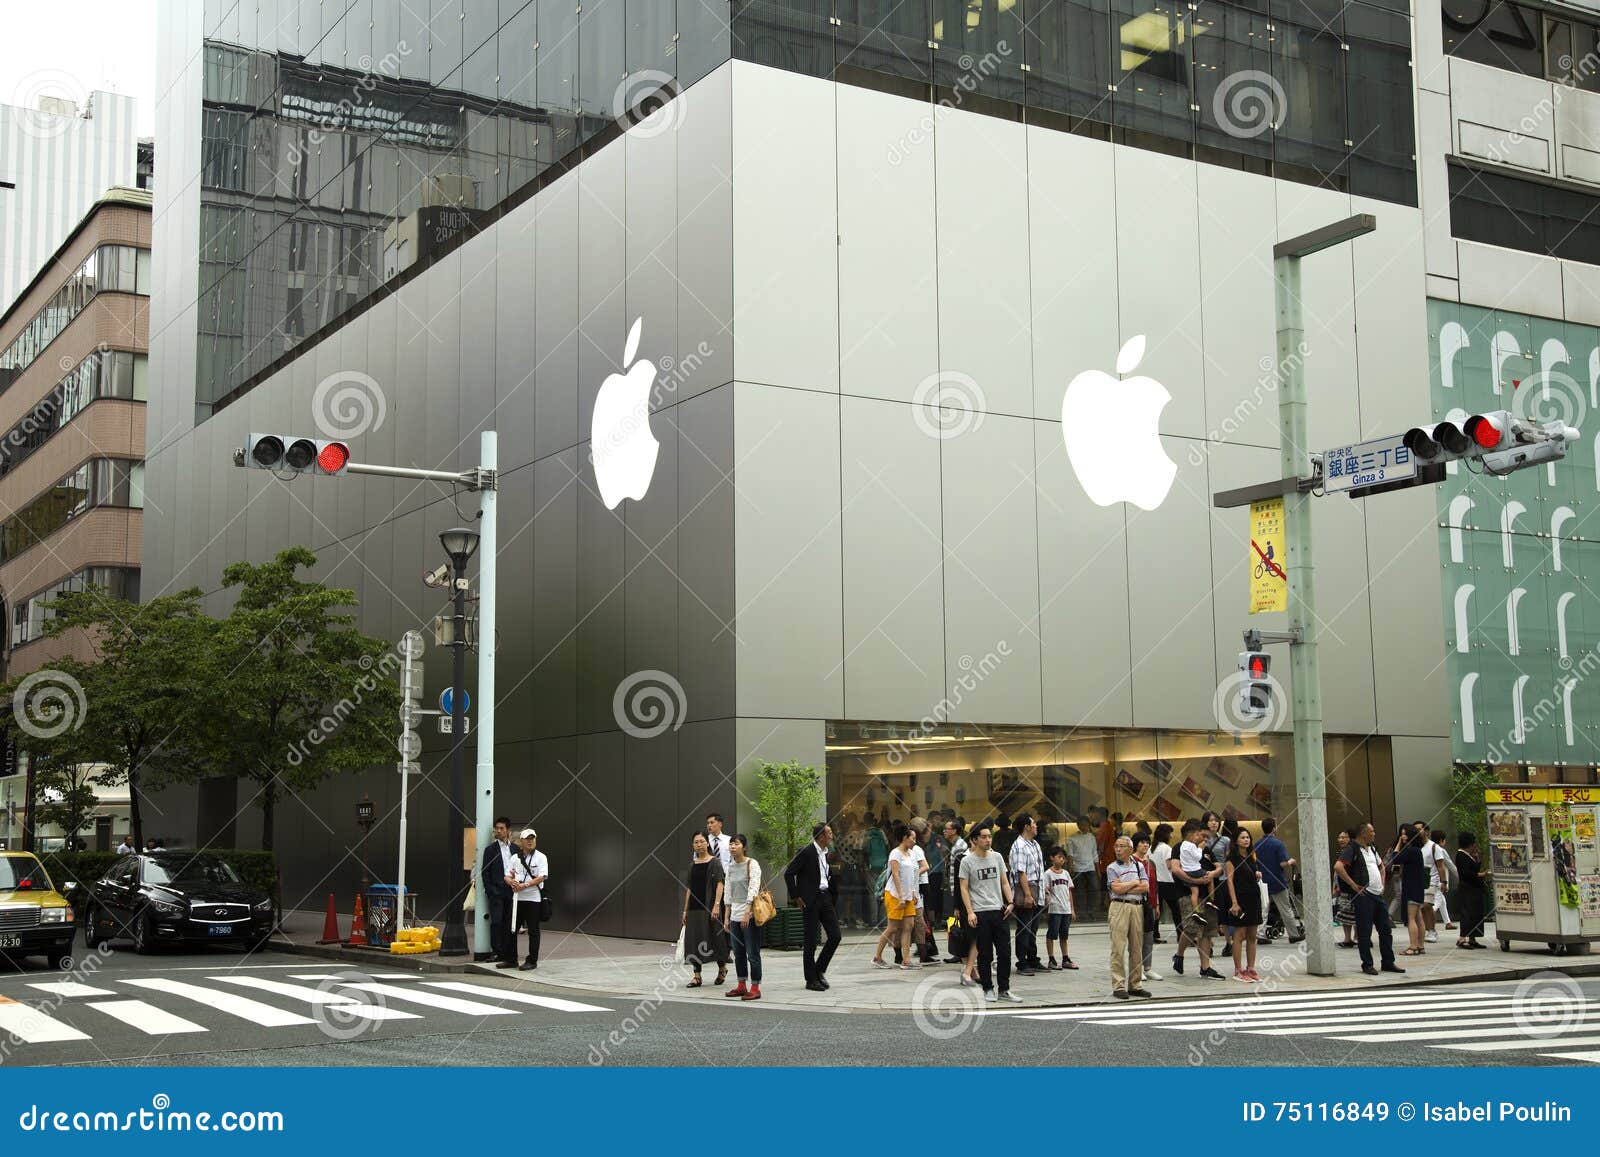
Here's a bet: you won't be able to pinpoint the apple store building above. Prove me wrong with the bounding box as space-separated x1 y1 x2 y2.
142 2 1448 939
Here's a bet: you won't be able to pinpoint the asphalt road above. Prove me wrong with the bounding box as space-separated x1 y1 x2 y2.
3 934 1598 1068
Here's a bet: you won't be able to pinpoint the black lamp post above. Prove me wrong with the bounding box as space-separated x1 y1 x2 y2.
438 526 479 956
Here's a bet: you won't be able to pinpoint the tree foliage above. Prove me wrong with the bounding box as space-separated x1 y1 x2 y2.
209 547 399 851
3 587 217 849
751 759 827 868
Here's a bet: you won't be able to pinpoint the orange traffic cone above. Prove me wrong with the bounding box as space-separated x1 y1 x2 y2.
348 894 369 947
316 893 343 944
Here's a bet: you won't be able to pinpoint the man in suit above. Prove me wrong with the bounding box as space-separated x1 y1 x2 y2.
785 822 841 992
481 816 517 966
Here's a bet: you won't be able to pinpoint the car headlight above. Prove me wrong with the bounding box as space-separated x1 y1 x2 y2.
39 907 71 924
148 898 184 917
252 899 272 912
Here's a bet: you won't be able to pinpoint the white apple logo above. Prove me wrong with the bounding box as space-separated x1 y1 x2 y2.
1060 334 1177 512
590 317 660 509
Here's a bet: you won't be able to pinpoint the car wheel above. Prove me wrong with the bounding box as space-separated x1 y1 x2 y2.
133 911 159 955
83 907 102 949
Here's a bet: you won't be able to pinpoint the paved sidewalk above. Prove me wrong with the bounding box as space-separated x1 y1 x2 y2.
273 907 1597 1009
468 919 1598 1009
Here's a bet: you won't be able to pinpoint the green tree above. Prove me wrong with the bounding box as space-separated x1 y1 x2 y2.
32 760 103 845
211 547 399 851
4 587 218 849
1447 762 1501 845
751 759 827 868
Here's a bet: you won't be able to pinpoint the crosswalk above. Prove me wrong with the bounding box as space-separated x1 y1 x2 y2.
0 972 612 1049
976 986 1600 1065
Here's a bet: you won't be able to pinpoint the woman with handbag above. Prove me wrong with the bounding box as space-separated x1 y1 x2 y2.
507 827 548 971
723 834 766 1000
682 832 729 987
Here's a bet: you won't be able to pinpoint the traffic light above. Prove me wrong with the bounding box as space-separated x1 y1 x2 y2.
1402 410 1576 476
1238 650 1271 720
240 433 351 475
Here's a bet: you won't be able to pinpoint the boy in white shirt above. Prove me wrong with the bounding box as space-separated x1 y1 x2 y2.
1041 845 1078 970
507 828 549 971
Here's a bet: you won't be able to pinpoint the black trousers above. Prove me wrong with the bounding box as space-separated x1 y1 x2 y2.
487 892 514 962
974 908 1012 993
1354 891 1396 969
1158 881 1184 939
512 902 542 964
801 892 841 982
1013 903 1041 965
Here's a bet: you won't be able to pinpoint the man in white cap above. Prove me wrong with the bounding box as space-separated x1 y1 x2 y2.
507 828 549 971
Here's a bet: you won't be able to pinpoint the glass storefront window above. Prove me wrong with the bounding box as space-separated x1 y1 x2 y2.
825 719 1393 923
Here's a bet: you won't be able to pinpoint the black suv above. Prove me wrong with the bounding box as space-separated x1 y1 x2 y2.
85 853 273 954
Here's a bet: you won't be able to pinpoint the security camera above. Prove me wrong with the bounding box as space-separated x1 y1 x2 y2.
422 563 451 589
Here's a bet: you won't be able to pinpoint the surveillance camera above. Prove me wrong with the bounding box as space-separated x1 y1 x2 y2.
422 563 450 588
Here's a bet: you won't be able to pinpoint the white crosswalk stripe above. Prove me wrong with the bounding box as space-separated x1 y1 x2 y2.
1010 984 1600 1065
0 996 89 1043
290 973 420 981
0 974 612 1048
209 976 422 1020
86 1000 207 1035
120 978 320 1027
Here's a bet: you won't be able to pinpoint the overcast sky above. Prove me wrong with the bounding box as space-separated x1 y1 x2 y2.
0 0 158 137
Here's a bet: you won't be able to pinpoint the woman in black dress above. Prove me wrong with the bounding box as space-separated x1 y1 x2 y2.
1391 824 1427 955
1454 832 1489 949
1225 827 1264 982
681 832 727 986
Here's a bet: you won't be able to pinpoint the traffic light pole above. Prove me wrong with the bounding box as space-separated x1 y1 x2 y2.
472 431 497 960
1272 215 1374 979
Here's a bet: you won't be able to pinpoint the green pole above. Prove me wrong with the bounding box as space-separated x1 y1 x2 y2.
1275 252 1334 978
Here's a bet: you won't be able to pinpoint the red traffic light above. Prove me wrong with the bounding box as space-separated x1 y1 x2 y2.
317 441 350 473
1466 414 1502 449
1248 655 1268 679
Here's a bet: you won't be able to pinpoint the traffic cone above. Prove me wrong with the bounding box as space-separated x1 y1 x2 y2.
348 894 369 947
316 893 343 944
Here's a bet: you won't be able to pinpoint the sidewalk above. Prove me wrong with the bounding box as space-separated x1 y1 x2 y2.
274 907 1600 1008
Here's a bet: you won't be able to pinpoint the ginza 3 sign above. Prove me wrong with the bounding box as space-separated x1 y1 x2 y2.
591 317 661 509
1061 335 1177 511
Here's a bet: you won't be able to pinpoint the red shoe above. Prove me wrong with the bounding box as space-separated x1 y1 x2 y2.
741 983 762 1001
725 982 749 999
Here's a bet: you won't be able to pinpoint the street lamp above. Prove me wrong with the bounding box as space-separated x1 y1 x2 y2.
438 526 479 956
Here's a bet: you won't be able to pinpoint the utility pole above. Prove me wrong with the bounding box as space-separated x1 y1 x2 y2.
472 431 497 959
1272 214 1376 979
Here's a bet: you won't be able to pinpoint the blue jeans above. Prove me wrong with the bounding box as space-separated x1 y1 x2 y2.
730 918 762 983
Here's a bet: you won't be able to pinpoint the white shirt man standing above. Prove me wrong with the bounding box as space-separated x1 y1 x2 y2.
706 813 734 874
507 828 548 971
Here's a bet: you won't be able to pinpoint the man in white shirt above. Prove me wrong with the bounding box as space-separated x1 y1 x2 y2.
705 812 734 874
1335 822 1403 976
115 838 133 856
1066 817 1100 916
482 816 518 968
507 828 549 971
1428 828 1456 931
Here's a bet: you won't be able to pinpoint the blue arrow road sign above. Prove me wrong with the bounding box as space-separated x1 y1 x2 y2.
440 687 470 715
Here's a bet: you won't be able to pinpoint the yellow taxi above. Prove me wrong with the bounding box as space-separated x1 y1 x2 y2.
0 851 76 969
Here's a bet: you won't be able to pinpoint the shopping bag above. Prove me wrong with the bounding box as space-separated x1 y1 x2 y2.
673 928 686 964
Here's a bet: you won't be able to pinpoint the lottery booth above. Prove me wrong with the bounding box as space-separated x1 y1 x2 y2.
1484 785 1600 955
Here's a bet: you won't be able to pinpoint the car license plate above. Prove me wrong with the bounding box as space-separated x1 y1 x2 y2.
0 936 20 948
207 925 234 936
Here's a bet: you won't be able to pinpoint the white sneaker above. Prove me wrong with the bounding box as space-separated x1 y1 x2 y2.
1000 991 1023 1003
1144 969 1164 981
1425 931 1438 943
984 989 998 1003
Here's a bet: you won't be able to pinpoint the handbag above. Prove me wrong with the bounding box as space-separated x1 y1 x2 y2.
539 897 554 923
751 888 777 926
